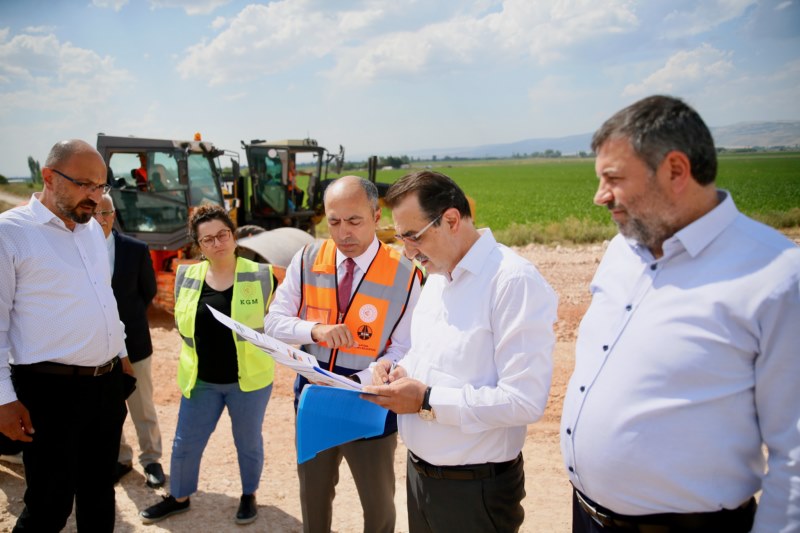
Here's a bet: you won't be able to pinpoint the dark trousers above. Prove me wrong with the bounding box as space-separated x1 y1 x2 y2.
406 453 526 533
572 489 757 533
11 364 127 533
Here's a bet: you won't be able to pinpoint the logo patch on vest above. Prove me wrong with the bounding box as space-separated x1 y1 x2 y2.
242 284 256 298
359 304 378 323
357 325 373 340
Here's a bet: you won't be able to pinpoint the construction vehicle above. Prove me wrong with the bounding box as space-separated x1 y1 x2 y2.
97 133 315 312
238 138 344 234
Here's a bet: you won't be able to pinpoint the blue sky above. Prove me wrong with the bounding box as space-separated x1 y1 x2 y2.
0 0 798 177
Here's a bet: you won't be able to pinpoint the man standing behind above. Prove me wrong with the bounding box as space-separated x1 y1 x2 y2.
0 139 133 532
94 194 165 488
561 95 800 532
264 175 421 533
363 171 558 533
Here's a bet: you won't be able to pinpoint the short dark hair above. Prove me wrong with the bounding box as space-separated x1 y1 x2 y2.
189 204 235 246
591 95 717 185
384 170 471 222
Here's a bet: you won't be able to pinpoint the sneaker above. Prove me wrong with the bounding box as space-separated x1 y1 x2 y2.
140 495 190 524
0 452 23 465
144 462 166 488
113 462 133 484
235 494 257 525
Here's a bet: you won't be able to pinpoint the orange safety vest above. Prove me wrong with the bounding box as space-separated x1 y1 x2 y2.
299 239 419 372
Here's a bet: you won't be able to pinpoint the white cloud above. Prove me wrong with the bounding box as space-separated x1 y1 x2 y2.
661 0 756 37
0 30 133 116
91 0 129 11
149 0 231 16
211 16 227 30
623 44 734 97
177 0 643 86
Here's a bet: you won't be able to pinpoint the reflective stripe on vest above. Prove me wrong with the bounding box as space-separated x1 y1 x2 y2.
174 257 275 397
299 239 418 371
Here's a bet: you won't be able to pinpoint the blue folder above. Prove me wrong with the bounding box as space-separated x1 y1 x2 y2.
296 385 388 464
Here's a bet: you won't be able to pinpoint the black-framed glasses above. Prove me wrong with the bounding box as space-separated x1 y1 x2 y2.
394 213 443 244
198 228 233 247
50 168 111 194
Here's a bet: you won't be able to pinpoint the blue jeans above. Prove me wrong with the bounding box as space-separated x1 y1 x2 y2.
170 380 272 498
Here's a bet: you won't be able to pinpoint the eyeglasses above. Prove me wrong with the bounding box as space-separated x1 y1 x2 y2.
394 213 443 244
50 168 112 194
94 210 115 218
198 228 232 247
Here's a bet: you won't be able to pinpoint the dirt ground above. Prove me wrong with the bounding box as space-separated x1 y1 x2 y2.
0 241 609 532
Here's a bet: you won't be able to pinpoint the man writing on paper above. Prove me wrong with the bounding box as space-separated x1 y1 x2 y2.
264 175 422 533
363 171 558 533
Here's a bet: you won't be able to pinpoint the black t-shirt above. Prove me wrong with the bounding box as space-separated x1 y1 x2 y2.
194 283 238 384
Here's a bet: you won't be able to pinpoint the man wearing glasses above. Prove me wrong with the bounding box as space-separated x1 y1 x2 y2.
264 175 422 533
0 139 134 532
94 194 165 489
363 170 558 532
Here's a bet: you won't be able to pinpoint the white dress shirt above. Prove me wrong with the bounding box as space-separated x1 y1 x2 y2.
561 191 800 532
0 193 127 405
264 236 421 383
399 229 558 466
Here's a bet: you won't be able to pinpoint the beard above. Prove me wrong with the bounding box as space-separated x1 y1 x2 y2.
609 183 678 253
55 196 97 225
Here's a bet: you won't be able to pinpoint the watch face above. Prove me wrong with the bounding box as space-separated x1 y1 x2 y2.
418 409 435 421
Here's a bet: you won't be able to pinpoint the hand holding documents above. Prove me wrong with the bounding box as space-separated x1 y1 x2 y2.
206 305 363 391
207 305 388 463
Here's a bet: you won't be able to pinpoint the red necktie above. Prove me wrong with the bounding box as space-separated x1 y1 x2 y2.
338 258 355 314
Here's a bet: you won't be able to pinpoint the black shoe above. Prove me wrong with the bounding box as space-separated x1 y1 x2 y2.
144 462 166 488
140 495 190 524
113 462 133 484
235 494 257 525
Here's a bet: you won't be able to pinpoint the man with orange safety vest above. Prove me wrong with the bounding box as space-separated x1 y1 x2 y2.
264 175 422 533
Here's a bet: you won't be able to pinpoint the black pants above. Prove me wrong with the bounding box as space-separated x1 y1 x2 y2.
406 454 526 533
11 364 127 533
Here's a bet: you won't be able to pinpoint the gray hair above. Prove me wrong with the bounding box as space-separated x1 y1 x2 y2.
591 95 717 185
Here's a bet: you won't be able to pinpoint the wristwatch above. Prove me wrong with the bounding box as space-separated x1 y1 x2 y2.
418 386 435 421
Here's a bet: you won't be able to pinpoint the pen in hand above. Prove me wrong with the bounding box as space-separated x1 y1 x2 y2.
384 361 397 384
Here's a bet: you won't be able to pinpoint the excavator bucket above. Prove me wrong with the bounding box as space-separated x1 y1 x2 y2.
237 227 317 284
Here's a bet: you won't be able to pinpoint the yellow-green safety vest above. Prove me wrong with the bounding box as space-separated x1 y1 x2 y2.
174 257 275 398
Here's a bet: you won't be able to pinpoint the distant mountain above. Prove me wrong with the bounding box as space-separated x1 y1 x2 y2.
400 121 800 159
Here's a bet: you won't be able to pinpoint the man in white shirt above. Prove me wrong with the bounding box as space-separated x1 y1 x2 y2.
264 175 421 533
560 95 800 532
0 139 134 532
363 171 558 532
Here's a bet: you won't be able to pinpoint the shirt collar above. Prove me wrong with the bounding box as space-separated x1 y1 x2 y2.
667 190 737 258
336 236 380 273
627 190 738 260
451 228 496 281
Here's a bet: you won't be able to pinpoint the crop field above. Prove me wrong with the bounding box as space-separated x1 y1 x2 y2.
355 153 800 245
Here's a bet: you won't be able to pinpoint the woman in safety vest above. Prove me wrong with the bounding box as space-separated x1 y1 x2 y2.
140 205 276 526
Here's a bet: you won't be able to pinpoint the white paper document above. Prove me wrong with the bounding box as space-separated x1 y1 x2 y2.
206 305 364 391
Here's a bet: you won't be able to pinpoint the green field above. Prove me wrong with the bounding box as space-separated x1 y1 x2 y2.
349 153 800 245
4 153 799 245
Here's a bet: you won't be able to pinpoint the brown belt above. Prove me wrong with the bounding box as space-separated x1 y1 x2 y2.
575 489 756 532
12 357 119 377
409 450 521 481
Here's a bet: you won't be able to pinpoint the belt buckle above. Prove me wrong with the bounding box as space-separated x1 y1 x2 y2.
93 358 113 377
576 491 615 528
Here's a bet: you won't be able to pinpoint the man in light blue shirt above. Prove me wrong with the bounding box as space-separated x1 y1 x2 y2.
561 95 800 533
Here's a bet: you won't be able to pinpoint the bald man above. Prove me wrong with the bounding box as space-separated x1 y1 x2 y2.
264 176 422 533
0 139 134 532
